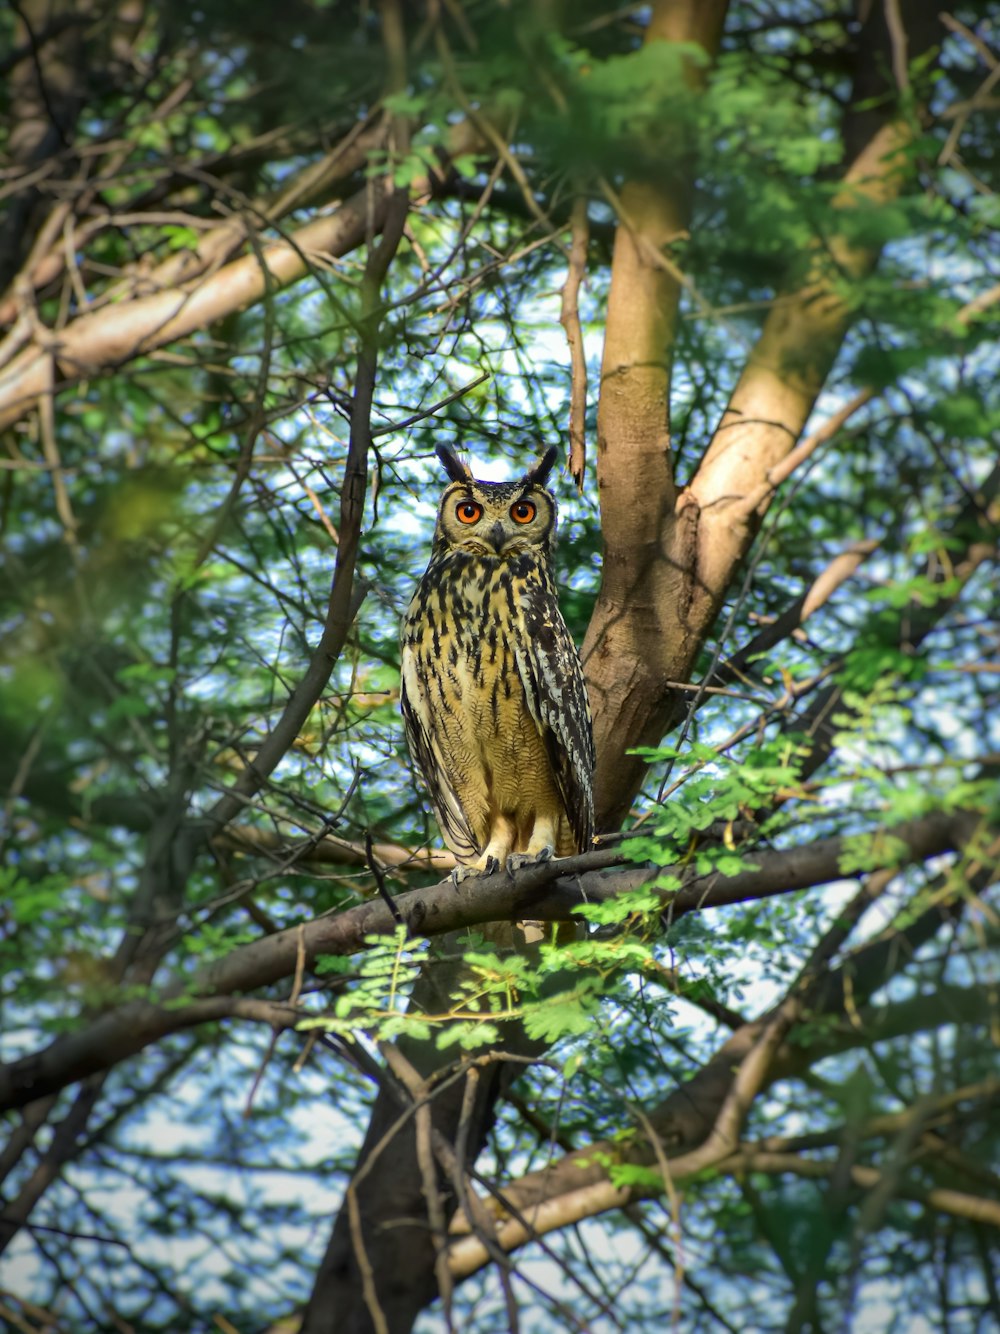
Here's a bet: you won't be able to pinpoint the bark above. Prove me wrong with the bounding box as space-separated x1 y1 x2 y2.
0 120 387 329
0 192 380 428
583 0 728 824
585 3 947 829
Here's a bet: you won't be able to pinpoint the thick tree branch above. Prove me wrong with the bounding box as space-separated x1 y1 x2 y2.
0 809 972 1113
585 4 946 828
0 117 373 329
583 0 728 825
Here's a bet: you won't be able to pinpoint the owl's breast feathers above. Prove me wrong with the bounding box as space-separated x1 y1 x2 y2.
400 548 594 864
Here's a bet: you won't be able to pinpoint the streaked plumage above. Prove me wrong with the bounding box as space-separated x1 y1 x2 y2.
400 446 594 877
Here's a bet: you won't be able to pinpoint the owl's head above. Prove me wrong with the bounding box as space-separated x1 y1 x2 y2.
431 446 559 557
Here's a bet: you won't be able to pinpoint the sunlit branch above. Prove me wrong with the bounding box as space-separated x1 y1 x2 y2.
0 122 482 431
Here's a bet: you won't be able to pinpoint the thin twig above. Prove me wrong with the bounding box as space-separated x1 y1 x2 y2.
417 1099 456 1332
633 1105 686 1329
370 370 490 437
766 386 876 490
347 1183 390 1334
365 831 405 929
883 0 910 93
454 1066 521 1330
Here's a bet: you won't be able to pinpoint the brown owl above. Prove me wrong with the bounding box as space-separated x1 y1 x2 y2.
400 447 594 878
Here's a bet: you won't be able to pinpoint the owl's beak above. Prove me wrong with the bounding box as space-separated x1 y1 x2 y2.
485 520 507 552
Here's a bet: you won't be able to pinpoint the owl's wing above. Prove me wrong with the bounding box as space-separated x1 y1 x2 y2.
514 580 595 854
399 652 480 863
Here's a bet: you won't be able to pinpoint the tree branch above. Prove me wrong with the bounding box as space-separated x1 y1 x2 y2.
445 824 993 1277
0 808 973 1112
585 4 946 827
583 0 728 825
0 121 480 431
559 194 590 490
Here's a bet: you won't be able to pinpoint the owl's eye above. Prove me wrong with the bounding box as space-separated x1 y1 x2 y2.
510 500 536 524
456 500 483 525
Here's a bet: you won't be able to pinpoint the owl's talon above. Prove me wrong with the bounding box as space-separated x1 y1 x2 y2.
506 847 554 874
451 856 501 885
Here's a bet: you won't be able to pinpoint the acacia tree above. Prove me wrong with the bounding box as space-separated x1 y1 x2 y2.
1 2 998 1332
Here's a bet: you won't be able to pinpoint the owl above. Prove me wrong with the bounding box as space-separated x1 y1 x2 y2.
400 446 594 879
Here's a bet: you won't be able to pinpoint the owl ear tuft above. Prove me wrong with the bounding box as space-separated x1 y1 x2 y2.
525 446 558 487
435 445 474 484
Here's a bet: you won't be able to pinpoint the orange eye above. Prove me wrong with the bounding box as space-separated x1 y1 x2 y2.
456 500 483 525
510 500 536 524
